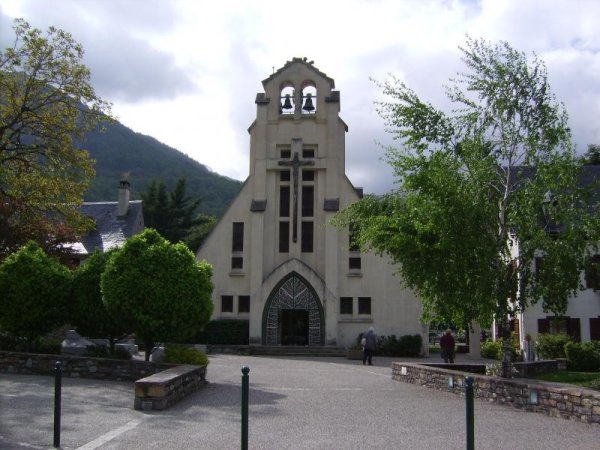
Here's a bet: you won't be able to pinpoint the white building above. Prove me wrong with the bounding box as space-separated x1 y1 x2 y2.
197 58 423 348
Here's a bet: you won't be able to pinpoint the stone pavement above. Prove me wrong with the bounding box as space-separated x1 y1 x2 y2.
1 353 600 449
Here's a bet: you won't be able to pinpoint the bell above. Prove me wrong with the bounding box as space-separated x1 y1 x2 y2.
302 93 315 112
281 94 293 110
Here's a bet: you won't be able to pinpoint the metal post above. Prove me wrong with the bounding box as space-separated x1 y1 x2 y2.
465 376 474 450
241 366 250 450
54 361 62 448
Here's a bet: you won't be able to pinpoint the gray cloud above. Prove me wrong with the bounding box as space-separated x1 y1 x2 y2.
1 0 197 102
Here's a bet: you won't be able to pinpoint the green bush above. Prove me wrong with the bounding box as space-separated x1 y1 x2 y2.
85 345 132 360
481 340 502 359
377 334 422 357
164 345 209 366
535 333 571 359
192 319 249 345
564 342 600 372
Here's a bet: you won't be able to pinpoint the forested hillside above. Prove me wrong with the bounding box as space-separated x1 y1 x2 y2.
80 121 242 217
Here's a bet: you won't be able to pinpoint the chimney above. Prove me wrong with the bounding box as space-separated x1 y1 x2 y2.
118 180 130 217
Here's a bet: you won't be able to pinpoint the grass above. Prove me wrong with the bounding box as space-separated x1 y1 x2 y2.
532 371 600 388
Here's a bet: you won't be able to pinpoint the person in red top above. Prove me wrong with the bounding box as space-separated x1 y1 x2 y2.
439 329 455 363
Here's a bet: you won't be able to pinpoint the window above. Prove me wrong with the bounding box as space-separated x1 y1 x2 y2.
232 222 244 252
349 225 360 252
585 255 600 290
280 149 291 158
590 318 600 341
231 257 243 270
279 221 289 252
280 170 290 182
302 148 315 158
302 186 314 217
538 317 581 342
534 257 543 274
221 295 233 313
279 186 290 217
238 295 250 313
301 85 317 114
279 86 295 115
349 257 361 270
358 297 371 315
302 169 315 181
340 297 353 315
301 221 313 252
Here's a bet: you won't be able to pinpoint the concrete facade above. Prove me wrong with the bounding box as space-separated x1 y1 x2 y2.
197 58 423 348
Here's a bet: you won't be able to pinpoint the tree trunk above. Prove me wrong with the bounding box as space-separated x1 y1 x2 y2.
500 320 512 378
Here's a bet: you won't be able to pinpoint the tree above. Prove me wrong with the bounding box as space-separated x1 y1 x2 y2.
101 229 213 360
142 178 216 249
0 242 71 343
582 144 600 165
334 37 598 377
71 249 129 350
0 18 112 260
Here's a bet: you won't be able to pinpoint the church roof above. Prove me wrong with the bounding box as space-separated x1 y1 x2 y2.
262 57 335 89
69 200 144 256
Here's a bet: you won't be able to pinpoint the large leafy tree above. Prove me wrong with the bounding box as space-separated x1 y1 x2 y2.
142 178 216 249
101 229 214 360
0 18 111 260
0 242 72 343
71 249 129 350
334 38 599 376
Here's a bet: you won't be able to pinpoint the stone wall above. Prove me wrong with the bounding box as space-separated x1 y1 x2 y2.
392 362 600 425
0 351 175 381
134 365 207 411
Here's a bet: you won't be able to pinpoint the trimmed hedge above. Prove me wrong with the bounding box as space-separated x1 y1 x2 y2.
164 344 209 366
536 333 571 359
564 341 600 372
192 320 249 345
377 334 422 357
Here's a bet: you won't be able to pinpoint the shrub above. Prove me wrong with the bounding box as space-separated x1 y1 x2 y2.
164 345 209 366
85 345 132 360
535 333 571 359
377 334 422 357
481 340 502 359
564 342 600 372
192 319 249 345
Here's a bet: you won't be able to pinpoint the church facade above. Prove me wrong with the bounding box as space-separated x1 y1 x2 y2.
196 58 423 348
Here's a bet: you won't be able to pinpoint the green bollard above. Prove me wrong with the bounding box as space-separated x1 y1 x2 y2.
54 361 62 448
241 366 250 450
465 376 474 450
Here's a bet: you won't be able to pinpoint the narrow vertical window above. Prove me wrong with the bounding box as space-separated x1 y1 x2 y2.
231 257 243 270
280 186 290 217
232 222 244 252
302 186 314 217
301 221 313 253
279 221 290 253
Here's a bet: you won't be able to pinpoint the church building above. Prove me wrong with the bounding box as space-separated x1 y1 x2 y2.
196 58 423 348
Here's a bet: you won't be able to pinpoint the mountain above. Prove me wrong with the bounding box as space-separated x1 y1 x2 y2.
80 121 242 217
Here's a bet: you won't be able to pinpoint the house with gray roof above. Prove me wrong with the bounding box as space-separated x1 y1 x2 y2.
68 181 144 264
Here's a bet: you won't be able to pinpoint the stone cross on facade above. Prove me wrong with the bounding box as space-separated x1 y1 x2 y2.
278 151 314 242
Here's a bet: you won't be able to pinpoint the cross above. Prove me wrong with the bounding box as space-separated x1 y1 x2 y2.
278 152 314 242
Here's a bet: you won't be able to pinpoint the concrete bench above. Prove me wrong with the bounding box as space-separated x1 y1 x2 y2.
134 364 207 411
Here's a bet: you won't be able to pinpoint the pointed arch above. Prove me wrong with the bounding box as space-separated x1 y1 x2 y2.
262 271 324 346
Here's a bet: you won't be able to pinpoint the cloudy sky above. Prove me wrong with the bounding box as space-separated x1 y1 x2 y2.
2 0 600 194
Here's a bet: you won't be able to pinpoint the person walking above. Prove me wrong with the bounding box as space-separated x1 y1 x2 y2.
440 329 455 363
363 327 377 366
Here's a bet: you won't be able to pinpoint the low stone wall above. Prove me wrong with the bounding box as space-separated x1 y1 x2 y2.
392 362 600 425
0 351 175 381
134 364 207 411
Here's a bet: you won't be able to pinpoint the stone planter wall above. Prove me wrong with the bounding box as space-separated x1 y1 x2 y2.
392 362 600 425
0 350 176 381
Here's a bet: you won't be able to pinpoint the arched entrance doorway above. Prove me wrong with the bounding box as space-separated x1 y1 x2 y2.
262 272 324 346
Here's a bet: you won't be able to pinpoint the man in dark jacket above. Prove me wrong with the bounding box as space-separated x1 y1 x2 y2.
363 327 377 365
440 329 455 363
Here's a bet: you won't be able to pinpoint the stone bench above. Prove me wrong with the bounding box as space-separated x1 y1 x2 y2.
134 364 207 411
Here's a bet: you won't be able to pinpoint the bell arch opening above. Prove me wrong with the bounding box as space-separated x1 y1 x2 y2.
262 271 324 346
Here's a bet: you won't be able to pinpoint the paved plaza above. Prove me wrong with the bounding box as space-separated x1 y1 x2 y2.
1 354 600 449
